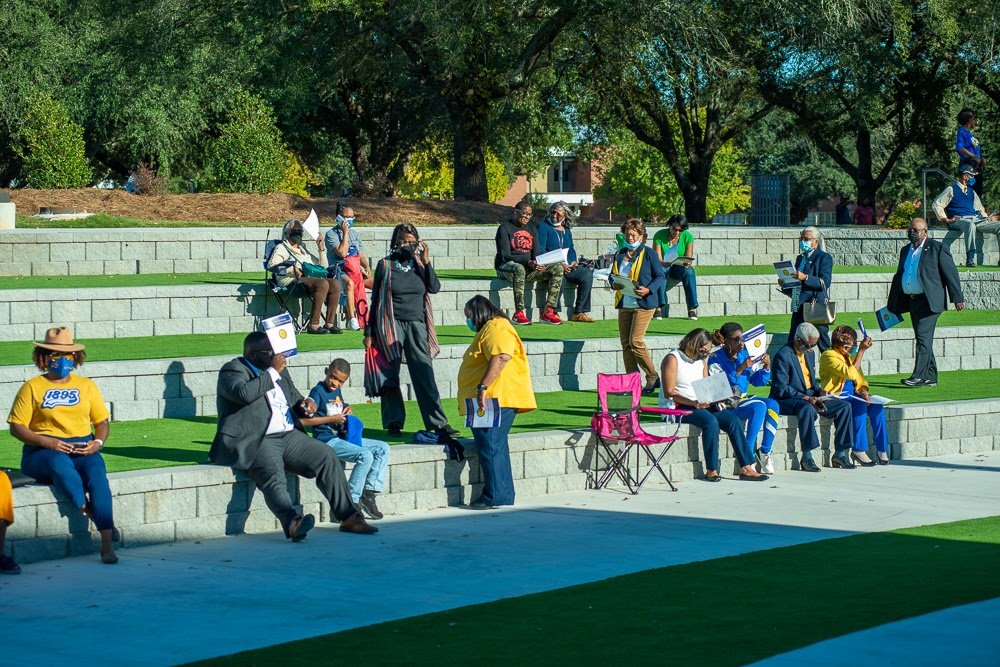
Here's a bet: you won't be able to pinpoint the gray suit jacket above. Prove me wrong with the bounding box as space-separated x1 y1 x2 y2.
887 238 964 315
210 358 305 469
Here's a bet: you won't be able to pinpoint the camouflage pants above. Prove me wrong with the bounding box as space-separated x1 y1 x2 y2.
497 261 564 311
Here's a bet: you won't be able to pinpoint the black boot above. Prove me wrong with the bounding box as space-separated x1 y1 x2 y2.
358 489 384 520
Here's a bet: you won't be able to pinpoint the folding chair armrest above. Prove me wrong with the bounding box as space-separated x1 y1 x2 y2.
638 406 690 418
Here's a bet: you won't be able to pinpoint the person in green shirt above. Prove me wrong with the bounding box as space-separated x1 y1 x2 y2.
651 215 700 320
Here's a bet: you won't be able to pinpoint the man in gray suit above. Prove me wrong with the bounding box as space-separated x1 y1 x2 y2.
211 332 377 540
887 218 965 387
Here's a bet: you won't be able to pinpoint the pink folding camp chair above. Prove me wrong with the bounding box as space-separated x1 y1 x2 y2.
591 372 689 493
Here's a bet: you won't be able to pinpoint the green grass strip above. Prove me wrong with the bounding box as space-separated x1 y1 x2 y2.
9 264 992 291
189 515 1000 666
1 309 998 366
2 369 997 473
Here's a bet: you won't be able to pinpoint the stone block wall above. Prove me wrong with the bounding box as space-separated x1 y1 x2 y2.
0 327 995 430
7 397 998 564
1 226 995 276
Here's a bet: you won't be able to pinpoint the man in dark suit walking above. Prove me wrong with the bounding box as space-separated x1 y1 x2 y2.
770 323 855 472
211 332 377 541
781 226 835 351
887 218 965 387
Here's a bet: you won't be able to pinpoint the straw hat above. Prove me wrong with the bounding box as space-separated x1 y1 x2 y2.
36 326 85 353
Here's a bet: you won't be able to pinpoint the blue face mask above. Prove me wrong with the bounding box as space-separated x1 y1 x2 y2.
800 240 813 253
48 356 75 379
849 344 859 356
337 215 354 228
466 318 477 332
624 240 642 250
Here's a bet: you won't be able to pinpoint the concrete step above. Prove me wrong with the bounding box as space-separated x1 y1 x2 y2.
7 396 999 564
1 326 997 428
1 225 995 276
3 271 999 341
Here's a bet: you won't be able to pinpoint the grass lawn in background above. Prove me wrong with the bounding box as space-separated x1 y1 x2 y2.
1 309 998 366
1 369 996 473
9 264 995 291
191 515 1000 667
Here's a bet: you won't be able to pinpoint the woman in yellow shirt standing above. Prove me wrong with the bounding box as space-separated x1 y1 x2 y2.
457 296 536 509
0 471 18 573
819 325 889 467
7 327 118 564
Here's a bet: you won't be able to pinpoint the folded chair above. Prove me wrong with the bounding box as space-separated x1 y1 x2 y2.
262 236 311 332
591 372 689 493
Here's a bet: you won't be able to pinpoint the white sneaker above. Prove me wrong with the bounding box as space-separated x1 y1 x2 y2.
348 318 361 331
756 449 775 474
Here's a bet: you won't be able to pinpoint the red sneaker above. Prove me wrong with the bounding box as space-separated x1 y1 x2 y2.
511 309 531 325
540 307 563 325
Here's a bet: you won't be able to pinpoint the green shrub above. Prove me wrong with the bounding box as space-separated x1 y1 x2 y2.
15 92 92 188
279 151 318 198
204 91 286 193
885 200 919 229
401 139 511 203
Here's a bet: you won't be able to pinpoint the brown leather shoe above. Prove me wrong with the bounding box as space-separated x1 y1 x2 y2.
339 512 378 535
570 312 595 323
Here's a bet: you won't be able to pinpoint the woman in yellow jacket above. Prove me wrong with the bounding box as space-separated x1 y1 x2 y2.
457 295 536 509
819 325 890 466
1 472 19 573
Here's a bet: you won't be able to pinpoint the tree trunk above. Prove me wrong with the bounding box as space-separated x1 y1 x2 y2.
681 157 713 225
854 129 877 206
451 107 490 201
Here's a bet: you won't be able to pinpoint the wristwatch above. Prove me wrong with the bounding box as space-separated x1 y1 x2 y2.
476 384 488 392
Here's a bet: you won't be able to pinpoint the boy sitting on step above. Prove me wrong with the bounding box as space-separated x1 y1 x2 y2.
300 359 389 520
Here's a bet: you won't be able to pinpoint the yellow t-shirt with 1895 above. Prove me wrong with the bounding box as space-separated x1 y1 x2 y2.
7 374 110 439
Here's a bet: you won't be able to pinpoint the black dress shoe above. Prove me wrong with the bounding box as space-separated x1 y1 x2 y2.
468 499 499 509
437 423 460 437
327 323 343 334
799 455 821 473
306 326 329 335
287 514 316 542
831 452 856 469
387 423 403 437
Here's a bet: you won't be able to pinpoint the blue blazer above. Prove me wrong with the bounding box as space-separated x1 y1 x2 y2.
781 247 833 306
535 218 577 263
768 344 819 401
610 244 665 310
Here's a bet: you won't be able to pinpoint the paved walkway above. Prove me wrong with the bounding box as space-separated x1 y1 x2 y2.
1 452 998 666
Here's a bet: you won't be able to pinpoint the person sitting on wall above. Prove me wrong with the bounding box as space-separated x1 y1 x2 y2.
495 201 564 326
534 201 595 322
300 358 390 520
210 332 378 541
325 203 371 330
931 163 1000 267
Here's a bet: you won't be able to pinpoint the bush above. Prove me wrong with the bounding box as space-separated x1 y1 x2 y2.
885 200 919 229
279 151 319 198
15 92 92 188
129 162 169 196
401 139 511 203
204 91 286 193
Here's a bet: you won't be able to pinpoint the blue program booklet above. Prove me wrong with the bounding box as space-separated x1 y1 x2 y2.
875 307 903 332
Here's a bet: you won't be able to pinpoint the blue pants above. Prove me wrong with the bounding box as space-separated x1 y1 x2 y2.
21 444 114 530
680 408 754 472
846 396 889 453
659 264 699 316
472 407 517 506
774 397 853 453
734 397 780 453
323 417 390 502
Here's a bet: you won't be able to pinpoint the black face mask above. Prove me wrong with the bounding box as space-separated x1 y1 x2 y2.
246 349 273 370
288 231 304 244
392 243 417 260
907 230 923 242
